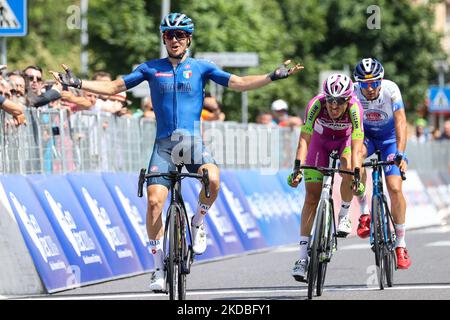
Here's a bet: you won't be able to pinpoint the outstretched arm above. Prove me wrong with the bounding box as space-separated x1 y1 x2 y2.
50 64 127 96
228 60 303 92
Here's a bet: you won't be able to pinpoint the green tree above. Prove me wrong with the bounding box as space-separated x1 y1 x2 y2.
7 0 80 76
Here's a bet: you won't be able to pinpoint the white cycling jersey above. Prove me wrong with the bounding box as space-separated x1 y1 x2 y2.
354 79 404 142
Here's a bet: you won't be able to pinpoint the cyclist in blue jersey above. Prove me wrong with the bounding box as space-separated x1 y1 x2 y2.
51 12 304 291
352 58 411 270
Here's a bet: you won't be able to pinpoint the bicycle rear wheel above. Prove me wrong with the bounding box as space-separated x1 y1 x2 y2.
384 203 396 287
372 196 384 290
308 201 326 300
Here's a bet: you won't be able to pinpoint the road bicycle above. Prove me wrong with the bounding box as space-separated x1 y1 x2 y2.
138 163 210 300
296 151 358 299
361 150 406 290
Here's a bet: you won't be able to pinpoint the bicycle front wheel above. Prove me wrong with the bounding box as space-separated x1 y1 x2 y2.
372 195 384 290
317 201 333 296
308 200 326 300
167 205 181 300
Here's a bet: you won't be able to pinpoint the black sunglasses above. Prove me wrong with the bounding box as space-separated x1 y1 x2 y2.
26 75 43 82
325 96 349 105
163 30 189 40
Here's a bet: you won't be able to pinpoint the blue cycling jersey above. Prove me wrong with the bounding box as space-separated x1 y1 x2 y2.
123 57 231 139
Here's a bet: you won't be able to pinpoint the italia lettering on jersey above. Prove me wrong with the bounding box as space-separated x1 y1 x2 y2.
354 79 404 141
122 57 232 139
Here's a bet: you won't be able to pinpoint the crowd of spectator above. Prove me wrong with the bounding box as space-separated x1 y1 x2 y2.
255 99 303 129
409 117 450 143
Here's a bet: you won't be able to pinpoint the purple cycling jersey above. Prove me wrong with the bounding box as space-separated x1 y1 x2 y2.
302 93 364 141
302 93 364 168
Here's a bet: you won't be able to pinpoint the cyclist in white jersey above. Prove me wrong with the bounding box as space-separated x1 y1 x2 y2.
351 58 411 269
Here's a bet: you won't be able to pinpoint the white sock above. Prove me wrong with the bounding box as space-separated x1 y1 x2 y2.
299 236 309 260
192 202 210 226
359 194 369 215
149 239 164 270
339 201 351 219
395 223 406 248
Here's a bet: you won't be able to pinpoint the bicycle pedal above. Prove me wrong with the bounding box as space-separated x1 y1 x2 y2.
336 231 349 238
293 275 307 283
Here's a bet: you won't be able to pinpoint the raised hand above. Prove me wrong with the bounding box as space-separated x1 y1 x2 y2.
50 64 82 89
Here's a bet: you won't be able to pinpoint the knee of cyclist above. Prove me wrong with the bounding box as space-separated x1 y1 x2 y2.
148 197 164 212
209 178 220 194
304 193 320 207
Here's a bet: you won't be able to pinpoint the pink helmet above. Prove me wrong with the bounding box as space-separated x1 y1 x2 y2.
322 73 354 98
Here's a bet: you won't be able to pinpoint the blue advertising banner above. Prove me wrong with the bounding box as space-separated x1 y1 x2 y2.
233 170 292 246
276 169 305 223
176 180 223 261
219 171 267 251
66 173 144 277
102 172 154 270
27 174 114 285
0 175 74 292
186 178 245 256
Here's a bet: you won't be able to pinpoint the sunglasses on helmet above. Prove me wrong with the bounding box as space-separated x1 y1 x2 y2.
163 30 190 40
359 80 381 89
325 96 350 105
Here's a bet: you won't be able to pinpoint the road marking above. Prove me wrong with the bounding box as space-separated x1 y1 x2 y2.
425 241 450 247
339 244 371 251
414 225 450 234
11 284 450 300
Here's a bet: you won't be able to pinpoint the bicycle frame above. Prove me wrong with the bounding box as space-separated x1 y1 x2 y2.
367 152 396 251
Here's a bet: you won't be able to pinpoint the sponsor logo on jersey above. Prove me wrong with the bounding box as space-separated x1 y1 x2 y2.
155 72 173 77
364 110 388 124
183 70 193 79
150 165 158 172
316 118 351 130
185 64 191 69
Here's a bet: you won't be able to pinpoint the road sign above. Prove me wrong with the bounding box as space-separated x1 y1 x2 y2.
428 86 450 113
195 52 259 68
0 0 27 37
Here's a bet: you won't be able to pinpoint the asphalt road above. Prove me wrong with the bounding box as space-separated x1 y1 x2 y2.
15 220 450 301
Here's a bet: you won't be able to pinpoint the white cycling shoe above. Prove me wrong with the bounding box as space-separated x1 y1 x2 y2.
337 215 352 238
148 269 166 292
191 221 207 254
292 259 308 282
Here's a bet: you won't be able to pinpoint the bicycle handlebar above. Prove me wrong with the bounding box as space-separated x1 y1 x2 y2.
137 168 211 198
298 165 358 177
362 159 406 181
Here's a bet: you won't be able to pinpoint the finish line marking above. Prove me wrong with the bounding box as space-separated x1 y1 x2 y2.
10 284 450 300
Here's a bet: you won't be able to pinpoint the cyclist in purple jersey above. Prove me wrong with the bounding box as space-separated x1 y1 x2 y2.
287 74 364 281
51 12 304 291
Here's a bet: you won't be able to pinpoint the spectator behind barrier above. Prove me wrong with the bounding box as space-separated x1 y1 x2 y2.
437 119 450 141
201 95 225 121
0 75 26 126
271 99 303 128
256 111 276 127
409 118 430 143
22 65 62 108
133 96 155 120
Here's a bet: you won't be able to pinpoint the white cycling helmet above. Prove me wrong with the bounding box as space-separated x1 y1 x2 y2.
322 73 354 98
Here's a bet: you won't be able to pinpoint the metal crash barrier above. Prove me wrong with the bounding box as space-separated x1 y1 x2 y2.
0 108 449 175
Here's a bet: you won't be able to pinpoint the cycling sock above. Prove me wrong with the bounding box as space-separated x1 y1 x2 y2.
394 223 406 248
149 239 164 270
339 201 351 219
359 193 369 215
299 236 309 260
192 202 210 226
